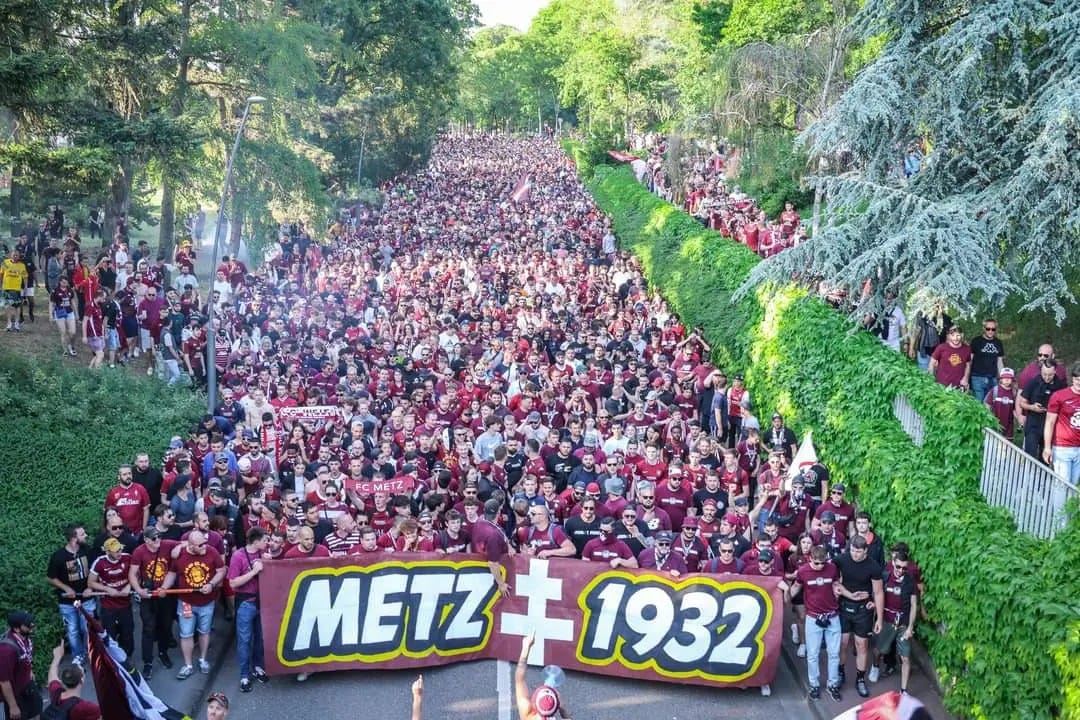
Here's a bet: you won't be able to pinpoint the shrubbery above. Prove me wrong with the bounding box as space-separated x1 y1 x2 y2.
0 351 203 674
583 161 1080 720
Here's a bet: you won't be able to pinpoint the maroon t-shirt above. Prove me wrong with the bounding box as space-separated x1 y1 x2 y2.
931 342 972 388
470 519 508 561
47 680 100 720
795 561 840 616
90 553 132 609
515 523 569 554
170 547 225 606
655 483 694 530
131 541 180 591
581 536 634 563
105 483 151 532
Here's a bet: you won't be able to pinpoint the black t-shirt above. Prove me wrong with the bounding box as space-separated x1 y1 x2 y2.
800 462 829 498
47 546 92 604
134 467 164 504
563 516 602 556
692 488 728 514
970 336 1004 377
836 552 884 596
612 519 651 557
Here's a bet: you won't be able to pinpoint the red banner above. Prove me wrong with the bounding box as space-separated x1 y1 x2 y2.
349 476 416 495
260 554 782 688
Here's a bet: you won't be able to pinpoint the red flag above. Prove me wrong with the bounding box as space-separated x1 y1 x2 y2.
81 606 190 720
511 175 532 203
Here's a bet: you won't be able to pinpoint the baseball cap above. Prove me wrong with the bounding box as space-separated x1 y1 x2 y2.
733 496 749 507
605 477 625 496
771 412 783 420
758 549 775 563
722 513 740 524
207 692 230 709
573 481 587 492
103 537 123 553
531 685 560 718
585 482 601 494
682 516 699 528
142 526 161 540
791 475 805 486
527 410 542 422
7 610 33 628
831 483 845 494
820 510 836 523
999 367 1015 379
169 436 184 449
655 530 674 543
702 498 718 509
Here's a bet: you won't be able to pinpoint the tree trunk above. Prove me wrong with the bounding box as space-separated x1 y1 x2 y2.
157 0 194 261
8 166 23 220
104 158 133 245
159 179 176 259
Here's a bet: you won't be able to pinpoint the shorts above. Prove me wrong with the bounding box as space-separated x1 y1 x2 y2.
121 316 139 337
875 623 911 657
840 601 875 637
106 328 120 350
53 308 72 320
790 589 804 607
88 336 105 353
139 328 153 350
3 289 23 307
177 601 215 638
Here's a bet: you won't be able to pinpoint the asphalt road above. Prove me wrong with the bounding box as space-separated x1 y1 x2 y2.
191 653 814 720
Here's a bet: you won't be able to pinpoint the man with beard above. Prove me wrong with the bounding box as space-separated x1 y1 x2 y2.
563 498 602 557
637 530 687 577
46 524 95 667
582 516 638 568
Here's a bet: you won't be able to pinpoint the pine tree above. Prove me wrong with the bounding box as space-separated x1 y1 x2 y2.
742 0 1080 322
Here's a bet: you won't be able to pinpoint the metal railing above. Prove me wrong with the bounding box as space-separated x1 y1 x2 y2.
980 427 1078 539
893 394 925 447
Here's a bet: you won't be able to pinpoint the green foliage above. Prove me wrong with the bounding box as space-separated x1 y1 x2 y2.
580 158 1080 720
0 351 202 676
736 131 813 216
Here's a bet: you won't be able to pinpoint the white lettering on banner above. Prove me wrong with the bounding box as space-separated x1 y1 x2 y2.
278 405 340 422
500 559 575 665
279 562 498 666
575 574 772 683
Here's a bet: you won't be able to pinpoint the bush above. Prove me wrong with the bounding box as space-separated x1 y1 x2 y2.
0 351 203 675
582 161 1080 720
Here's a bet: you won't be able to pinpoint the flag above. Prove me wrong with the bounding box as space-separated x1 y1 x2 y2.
511 175 532 204
606 150 638 163
81 606 191 720
785 430 818 490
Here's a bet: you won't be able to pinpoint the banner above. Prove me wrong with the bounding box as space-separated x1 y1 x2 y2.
349 476 416 495
260 554 783 688
278 405 340 422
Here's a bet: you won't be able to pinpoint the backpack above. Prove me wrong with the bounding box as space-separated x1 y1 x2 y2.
525 524 557 548
43 696 81 720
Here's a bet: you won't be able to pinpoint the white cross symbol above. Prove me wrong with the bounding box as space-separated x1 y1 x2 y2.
500 558 575 665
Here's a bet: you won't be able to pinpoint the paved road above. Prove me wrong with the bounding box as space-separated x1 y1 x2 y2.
191 651 814 720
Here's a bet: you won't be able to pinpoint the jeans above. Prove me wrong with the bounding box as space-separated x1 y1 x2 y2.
1052 445 1080 525
140 596 177 663
971 375 996 403
236 598 264 679
804 614 841 688
59 599 97 660
917 352 930 371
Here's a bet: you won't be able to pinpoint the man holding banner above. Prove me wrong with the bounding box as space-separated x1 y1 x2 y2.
228 527 270 694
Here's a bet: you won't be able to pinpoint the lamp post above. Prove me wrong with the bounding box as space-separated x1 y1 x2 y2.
206 95 265 414
356 86 385 191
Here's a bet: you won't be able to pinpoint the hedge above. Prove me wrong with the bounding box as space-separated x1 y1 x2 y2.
581 160 1080 720
0 351 203 675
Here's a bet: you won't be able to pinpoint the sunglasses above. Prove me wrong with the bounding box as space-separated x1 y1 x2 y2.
109 525 123 531
656 541 671 547
718 549 734 554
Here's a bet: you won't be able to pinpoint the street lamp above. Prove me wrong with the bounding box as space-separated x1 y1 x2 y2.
357 86 385 191
206 94 266 414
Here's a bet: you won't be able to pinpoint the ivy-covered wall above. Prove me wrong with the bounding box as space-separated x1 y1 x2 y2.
582 162 1080 720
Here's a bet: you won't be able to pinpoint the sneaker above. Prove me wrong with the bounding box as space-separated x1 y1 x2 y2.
790 622 799 645
882 664 896 678
158 651 173 668
760 683 771 697
147 366 154 376
296 672 310 682
856 677 869 697
254 667 270 683
837 665 846 686
808 686 820 700
13 322 20 331
142 663 153 680
176 664 194 680
72 656 85 668
827 685 842 702
868 665 880 683
240 678 253 693
198 658 211 674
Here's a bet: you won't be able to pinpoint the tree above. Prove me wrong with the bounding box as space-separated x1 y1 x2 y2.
742 0 1080 322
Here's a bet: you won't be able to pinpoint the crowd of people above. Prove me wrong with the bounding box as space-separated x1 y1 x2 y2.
629 133 806 259
3 135 931 720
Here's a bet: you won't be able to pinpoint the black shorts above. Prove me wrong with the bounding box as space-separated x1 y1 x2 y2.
840 601 875 637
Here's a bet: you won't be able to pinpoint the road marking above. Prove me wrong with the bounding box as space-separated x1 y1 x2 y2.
497 660 512 720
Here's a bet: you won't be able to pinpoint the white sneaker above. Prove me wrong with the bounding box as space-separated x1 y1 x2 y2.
797 643 807 658
868 665 880 683
296 672 309 682
790 622 799 644
147 366 154 376
760 683 771 697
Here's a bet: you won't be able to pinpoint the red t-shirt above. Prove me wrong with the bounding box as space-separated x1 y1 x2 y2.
515 523 569 554
931 342 972 388
1048 388 1080 447
470 519 508 561
581 536 634 563
170 547 225 606
795 561 840 616
90 553 132 609
131 541 180 591
47 680 100 720
105 483 151 533
655 483 694 530
284 544 331 560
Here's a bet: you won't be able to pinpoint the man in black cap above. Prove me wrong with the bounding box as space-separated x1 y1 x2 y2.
206 691 230 720
0 610 38 720
637 531 688 576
